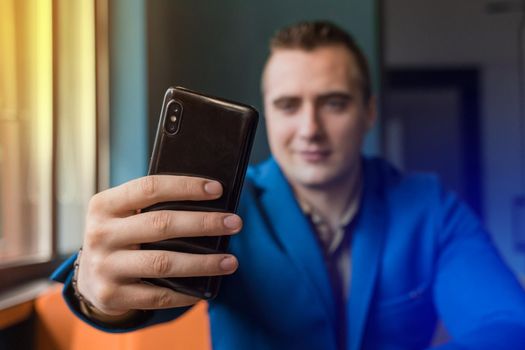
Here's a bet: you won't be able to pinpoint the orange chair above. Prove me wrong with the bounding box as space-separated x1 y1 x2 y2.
35 284 211 350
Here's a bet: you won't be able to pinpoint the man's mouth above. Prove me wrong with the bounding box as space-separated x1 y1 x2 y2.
296 150 331 162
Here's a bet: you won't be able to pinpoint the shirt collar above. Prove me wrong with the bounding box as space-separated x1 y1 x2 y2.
297 176 363 253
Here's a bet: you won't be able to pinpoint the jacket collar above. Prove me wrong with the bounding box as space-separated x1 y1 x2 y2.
252 158 336 328
251 157 386 349
347 158 387 350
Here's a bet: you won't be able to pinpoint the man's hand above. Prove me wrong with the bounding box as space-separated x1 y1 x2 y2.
76 175 242 316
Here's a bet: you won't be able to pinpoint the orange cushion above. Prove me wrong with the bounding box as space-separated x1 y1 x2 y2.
35 284 211 350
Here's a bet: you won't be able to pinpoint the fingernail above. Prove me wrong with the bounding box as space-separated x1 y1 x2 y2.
220 256 237 271
204 181 222 195
223 215 241 230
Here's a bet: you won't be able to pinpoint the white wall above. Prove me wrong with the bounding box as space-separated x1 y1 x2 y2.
384 0 524 274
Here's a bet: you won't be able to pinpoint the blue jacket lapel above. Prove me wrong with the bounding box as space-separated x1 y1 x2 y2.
348 159 387 350
252 158 336 326
251 157 386 349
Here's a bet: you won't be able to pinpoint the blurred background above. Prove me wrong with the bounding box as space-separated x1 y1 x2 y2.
0 0 524 348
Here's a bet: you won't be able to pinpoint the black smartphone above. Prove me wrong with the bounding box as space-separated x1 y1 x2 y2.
141 86 258 299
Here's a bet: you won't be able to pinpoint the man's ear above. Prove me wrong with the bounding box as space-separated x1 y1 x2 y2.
365 95 377 131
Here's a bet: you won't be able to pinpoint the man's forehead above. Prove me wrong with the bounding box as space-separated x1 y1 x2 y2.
262 46 362 98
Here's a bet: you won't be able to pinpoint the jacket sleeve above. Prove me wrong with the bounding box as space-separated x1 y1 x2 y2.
50 253 191 333
428 190 525 350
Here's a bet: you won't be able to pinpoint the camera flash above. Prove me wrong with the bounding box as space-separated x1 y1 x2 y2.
170 115 177 122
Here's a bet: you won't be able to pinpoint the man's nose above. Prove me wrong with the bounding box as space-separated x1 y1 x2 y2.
298 106 323 140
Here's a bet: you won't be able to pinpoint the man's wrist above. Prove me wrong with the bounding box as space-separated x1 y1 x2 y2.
72 247 142 326
77 297 141 325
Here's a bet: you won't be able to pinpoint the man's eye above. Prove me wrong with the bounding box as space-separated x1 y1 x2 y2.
275 99 300 113
323 98 349 112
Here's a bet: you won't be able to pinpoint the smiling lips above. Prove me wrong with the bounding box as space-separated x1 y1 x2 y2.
296 149 332 162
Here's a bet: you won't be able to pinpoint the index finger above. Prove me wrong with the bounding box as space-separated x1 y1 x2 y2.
91 175 223 215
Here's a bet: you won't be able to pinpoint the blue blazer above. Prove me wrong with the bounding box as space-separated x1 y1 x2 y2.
53 157 525 350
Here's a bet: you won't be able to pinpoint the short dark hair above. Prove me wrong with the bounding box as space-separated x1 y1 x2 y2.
269 20 372 101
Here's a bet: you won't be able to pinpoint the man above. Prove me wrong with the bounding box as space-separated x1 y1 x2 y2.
53 21 525 349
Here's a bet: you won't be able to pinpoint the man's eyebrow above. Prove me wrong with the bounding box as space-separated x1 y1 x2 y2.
272 96 301 105
316 92 353 101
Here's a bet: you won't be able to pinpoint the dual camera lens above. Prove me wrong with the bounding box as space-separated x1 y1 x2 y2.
165 100 183 135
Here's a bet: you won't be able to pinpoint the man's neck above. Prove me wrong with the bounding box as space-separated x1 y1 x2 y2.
292 163 363 230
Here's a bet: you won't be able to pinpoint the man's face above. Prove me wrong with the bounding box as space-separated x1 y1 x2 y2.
262 45 375 190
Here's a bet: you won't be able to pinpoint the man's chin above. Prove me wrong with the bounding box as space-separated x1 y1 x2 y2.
278 159 344 189
289 172 337 190
279 157 358 192
288 165 356 191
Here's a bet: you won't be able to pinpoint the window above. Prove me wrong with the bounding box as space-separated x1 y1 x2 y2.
0 0 106 289
0 0 53 265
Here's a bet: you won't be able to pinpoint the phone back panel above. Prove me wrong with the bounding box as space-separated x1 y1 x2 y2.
141 86 258 299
